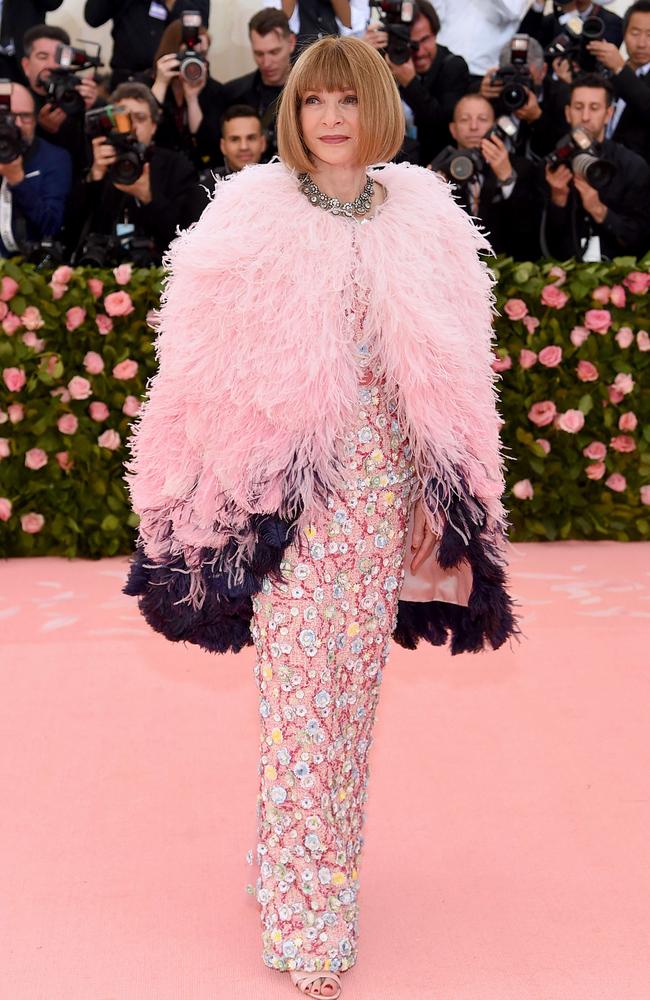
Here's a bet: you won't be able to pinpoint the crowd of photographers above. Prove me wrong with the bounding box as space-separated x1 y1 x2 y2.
0 0 649 267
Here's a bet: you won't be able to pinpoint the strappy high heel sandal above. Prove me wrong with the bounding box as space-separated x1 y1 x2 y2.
289 969 342 998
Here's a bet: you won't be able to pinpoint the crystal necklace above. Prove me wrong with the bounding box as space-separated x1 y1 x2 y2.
298 171 374 218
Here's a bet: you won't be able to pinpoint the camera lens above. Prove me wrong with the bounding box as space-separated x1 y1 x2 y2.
450 153 477 182
573 152 616 187
501 82 527 111
180 55 205 83
110 152 143 185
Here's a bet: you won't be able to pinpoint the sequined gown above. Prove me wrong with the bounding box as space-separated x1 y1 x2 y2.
245 224 420 976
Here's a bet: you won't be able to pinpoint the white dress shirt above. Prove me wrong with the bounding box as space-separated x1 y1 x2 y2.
606 62 650 139
435 0 532 76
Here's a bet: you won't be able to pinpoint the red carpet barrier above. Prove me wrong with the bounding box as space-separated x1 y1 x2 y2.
0 256 648 557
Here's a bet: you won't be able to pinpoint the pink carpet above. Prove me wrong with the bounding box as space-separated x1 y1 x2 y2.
1 542 649 1000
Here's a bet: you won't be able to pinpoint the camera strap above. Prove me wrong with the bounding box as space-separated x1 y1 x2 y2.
0 177 19 253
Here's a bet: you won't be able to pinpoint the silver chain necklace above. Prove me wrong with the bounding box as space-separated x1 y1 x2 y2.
298 172 374 218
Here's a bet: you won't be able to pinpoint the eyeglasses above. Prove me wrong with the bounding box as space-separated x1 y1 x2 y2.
129 112 152 123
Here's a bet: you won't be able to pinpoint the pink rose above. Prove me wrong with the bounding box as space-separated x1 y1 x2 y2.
0 301 7 320
65 306 86 331
51 387 70 403
56 450 74 472
67 375 92 400
608 386 624 405
113 263 132 285
637 330 650 352
538 345 563 367
25 447 48 470
21 512 45 534
89 401 110 422
605 473 627 493
46 354 60 377
576 360 598 382
548 265 566 285
3 366 26 392
615 326 634 348
83 351 104 375
613 372 634 395
584 309 612 334
535 438 551 454
22 331 45 351
491 354 512 372
104 291 134 317
570 325 590 347
592 285 610 305
21 306 44 331
528 400 557 427
53 265 73 286
96 313 113 335
2 313 21 335
618 412 637 432
610 435 636 453
541 284 569 309
512 478 534 500
640 485 650 506
8 403 24 423
583 441 607 461
97 429 121 450
57 413 78 435
0 438 10 458
519 349 537 369
122 394 142 417
87 277 104 299
0 276 18 301
504 298 528 321
50 282 67 301
112 358 139 380
610 285 626 308
0 497 12 521
557 409 585 433
586 462 606 481
523 315 540 334
623 271 650 295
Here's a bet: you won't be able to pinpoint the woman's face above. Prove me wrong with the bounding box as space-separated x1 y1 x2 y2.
299 88 360 169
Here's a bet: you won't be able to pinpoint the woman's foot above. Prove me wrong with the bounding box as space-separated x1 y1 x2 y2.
289 969 342 998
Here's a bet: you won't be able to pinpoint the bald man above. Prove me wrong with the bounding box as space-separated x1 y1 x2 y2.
0 82 72 257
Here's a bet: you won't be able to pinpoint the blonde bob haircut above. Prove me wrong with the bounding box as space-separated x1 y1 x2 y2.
276 35 405 173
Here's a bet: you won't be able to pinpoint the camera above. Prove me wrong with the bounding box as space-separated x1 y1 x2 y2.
174 11 207 84
74 231 156 267
545 127 616 186
85 104 151 185
431 117 518 182
545 15 605 74
22 237 67 268
491 35 533 112
44 42 102 116
368 0 418 65
0 80 28 164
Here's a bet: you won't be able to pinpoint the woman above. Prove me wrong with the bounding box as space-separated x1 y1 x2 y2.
124 35 519 999
147 17 226 169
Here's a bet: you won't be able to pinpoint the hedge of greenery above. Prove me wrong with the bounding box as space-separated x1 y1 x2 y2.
0 256 648 557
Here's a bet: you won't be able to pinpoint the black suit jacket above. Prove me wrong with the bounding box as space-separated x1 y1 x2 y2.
610 65 650 165
0 0 63 61
519 5 623 49
400 45 470 166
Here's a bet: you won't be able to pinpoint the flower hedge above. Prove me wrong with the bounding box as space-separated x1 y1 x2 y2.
0 255 648 557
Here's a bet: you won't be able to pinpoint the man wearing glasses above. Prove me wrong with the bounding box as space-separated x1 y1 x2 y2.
0 82 72 258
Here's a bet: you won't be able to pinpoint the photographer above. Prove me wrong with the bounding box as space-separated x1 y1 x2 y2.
542 73 650 260
221 9 297 163
83 0 210 88
76 82 196 265
363 0 469 166
147 16 226 169
586 0 650 164
20 25 100 178
480 35 569 158
191 105 268 220
520 1 623 50
430 93 542 259
0 82 72 258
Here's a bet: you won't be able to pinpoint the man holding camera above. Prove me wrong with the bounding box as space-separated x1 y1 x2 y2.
77 82 196 264
363 0 469 166
0 82 72 258
20 25 100 178
542 73 650 260
520 1 623 50
430 92 542 259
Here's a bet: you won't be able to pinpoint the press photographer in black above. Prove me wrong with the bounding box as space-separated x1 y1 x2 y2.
430 93 542 260
479 34 569 159
520 1 623 50
75 82 196 265
542 73 650 260
192 105 268 219
0 81 72 258
363 0 469 166
20 25 100 178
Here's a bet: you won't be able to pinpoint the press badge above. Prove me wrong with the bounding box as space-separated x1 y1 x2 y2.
116 222 135 239
148 1 168 21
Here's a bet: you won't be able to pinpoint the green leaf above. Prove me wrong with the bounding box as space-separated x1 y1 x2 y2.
577 393 593 415
101 514 120 532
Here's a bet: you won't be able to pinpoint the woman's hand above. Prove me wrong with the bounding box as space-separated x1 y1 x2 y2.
410 498 437 572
